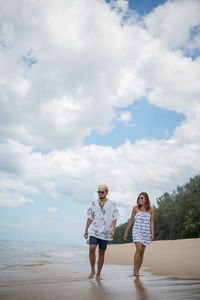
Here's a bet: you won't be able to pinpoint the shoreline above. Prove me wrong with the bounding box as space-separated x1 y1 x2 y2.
1 239 200 299
105 238 200 278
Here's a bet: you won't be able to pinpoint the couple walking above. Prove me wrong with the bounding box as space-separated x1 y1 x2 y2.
84 184 154 279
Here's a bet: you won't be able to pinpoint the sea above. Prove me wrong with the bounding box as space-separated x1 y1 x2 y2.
0 239 200 300
0 239 87 270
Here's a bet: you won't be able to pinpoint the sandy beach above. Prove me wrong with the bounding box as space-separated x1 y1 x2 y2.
1 239 200 300
105 238 200 278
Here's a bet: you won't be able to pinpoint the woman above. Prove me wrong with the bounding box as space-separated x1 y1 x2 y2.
123 192 154 276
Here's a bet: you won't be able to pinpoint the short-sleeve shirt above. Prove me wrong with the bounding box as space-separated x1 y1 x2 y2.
87 199 119 241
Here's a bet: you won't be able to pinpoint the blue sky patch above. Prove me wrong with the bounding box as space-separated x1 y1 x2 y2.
84 99 185 148
31 147 52 155
21 50 38 70
105 0 166 15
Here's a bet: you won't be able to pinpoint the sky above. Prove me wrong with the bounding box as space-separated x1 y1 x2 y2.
0 0 200 246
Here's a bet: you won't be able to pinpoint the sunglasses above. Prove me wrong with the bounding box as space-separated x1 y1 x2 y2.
97 191 106 194
138 196 144 199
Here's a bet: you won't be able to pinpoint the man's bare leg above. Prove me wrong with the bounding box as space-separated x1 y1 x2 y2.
96 248 105 280
133 242 145 276
88 244 97 279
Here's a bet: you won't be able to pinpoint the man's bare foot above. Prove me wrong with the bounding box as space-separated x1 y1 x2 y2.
88 272 95 279
133 273 143 276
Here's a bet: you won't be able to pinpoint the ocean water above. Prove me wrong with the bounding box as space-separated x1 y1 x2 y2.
0 239 88 290
0 240 200 300
0 239 87 269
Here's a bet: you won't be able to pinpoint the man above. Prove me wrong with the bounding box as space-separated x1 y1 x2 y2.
84 184 119 280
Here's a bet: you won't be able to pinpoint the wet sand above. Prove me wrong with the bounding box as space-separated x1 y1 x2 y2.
1 262 200 300
105 238 200 278
0 239 200 299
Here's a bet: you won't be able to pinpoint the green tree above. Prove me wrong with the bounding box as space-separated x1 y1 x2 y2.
112 174 200 243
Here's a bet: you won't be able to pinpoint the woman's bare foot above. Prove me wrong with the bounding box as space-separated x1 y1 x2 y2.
88 272 95 279
96 273 101 281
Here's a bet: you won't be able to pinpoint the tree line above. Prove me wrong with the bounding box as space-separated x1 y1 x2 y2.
112 174 200 244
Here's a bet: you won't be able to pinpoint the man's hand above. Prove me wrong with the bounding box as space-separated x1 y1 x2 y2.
84 218 92 240
110 229 115 239
84 231 88 239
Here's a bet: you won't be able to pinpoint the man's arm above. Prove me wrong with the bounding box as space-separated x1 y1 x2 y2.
110 218 117 239
84 218 92 239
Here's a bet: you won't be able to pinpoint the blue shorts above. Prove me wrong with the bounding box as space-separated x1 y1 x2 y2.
89 236 109 250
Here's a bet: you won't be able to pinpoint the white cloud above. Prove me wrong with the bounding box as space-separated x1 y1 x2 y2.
1 0 199 148
47 207 59 213
0 0 200 218
117 110 134 125
144 0 200 51
0 188 33 207
110 0 129 12
0 132 199 209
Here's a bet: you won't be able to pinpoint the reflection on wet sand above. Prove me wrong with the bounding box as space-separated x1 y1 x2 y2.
89 279 111 300
134 277 148 300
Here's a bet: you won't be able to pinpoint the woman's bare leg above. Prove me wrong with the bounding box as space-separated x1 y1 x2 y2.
137 244 146 272
133 242 146 276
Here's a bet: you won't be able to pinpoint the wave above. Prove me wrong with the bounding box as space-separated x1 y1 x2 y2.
38 248 87 259
0 261 51 270
40 251 74 258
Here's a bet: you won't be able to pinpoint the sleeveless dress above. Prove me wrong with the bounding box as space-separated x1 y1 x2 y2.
132 212 152 246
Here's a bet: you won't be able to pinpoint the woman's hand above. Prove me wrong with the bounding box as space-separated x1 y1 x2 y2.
151 233 154 241
123 232 127 241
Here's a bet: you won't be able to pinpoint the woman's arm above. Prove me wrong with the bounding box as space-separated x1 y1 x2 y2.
123 206 136 240
150 207 154 240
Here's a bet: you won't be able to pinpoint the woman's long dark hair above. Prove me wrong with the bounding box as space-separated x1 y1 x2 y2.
137 192 150 211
